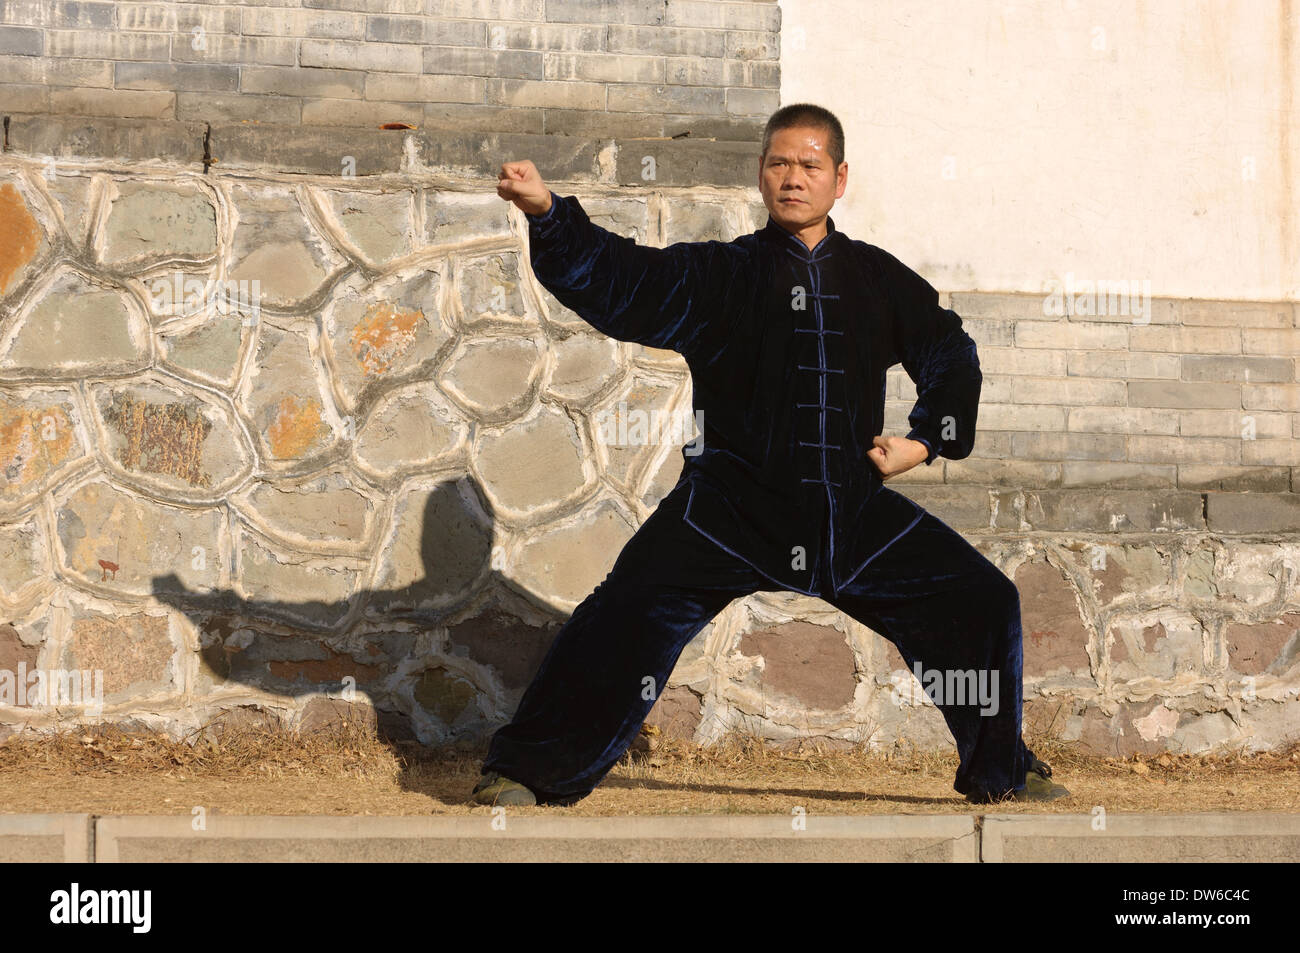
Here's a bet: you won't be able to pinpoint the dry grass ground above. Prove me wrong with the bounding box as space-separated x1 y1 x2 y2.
1 719 1297 817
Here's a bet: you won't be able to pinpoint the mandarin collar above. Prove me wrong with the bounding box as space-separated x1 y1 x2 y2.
760 211 837 257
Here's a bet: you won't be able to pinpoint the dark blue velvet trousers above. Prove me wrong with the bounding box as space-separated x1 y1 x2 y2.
482 479 1039 805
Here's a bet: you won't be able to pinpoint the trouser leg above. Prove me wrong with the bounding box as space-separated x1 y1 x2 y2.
482 481 765 805
828 508 1037 798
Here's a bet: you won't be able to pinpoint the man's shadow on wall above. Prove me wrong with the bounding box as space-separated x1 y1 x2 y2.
149 474 570 798
148 477 954 808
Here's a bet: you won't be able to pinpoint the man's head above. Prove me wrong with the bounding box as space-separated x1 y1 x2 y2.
758 104 847 232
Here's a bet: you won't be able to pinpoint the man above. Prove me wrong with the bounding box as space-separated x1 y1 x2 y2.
474 103 1069 807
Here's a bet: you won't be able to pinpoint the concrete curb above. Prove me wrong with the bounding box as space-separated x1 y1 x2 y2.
0 814 92 862
4 813 1297 861
982 812 1300 862
94 814 977 862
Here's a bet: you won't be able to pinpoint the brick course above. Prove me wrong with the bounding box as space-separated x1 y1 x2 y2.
0 0 781 139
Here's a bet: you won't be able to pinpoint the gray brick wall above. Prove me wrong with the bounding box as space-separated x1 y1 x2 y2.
0 0 780 139
908 293 1300 493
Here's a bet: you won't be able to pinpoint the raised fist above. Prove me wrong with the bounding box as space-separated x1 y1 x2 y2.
497 160 552 216
866 434 931 481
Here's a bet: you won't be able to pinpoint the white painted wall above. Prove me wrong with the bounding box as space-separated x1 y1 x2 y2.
779 0 1298 300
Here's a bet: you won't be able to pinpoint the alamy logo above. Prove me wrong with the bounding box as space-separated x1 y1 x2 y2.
49 883 151 933
593 402 705 456
890 661 1000 717
0 665 103 715
150 272 262 321
1042 272 1152 322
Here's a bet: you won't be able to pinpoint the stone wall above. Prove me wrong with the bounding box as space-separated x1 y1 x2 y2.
0 0 779 140
0 124 1298 758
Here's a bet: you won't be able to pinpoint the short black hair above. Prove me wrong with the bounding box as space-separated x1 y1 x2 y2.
761 103 845 170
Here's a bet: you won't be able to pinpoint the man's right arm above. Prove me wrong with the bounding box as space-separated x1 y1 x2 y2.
523 188 734 358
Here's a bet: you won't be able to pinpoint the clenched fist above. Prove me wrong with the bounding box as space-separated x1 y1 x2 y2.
867 435 930 481
497 160 553 217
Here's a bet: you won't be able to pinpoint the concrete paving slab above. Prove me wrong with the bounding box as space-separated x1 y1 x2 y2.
0 814 92 862
982 813 1300 862
94 814 978 862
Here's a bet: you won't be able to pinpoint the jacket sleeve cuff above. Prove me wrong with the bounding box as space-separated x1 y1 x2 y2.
524 190 561 227
907 431 940 465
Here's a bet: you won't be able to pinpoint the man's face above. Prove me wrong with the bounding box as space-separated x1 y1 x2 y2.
758 124 847 230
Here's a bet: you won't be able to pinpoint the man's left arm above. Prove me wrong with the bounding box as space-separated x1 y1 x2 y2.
879 248 982 466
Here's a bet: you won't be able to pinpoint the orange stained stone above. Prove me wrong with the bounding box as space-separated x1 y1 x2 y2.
349 301 422 377
0 403 75 489
0 183 41 294
266 394 327 459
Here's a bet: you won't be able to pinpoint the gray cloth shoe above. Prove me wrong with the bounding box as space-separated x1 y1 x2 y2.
470 770 537 806
1007 767 1071 801
965 757 1071 804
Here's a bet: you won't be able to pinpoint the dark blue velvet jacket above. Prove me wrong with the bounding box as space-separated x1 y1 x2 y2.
524 190 982 598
